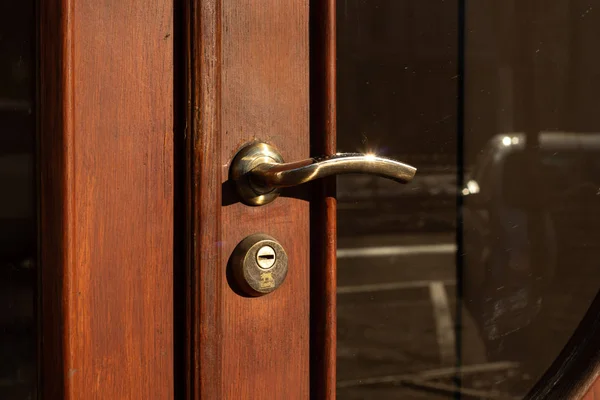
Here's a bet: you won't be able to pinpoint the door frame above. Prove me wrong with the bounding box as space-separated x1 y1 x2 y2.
39 0 175 397
526 290 600 399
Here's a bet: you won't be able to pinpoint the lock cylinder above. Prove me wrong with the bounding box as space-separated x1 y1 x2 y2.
230 233 288 296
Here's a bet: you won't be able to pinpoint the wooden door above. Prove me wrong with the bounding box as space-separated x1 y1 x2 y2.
183 1 336 399
29 0 334 398
3 0 599 399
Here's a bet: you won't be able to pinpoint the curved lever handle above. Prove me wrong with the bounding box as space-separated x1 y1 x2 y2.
252 153 416 188
230 142 417 206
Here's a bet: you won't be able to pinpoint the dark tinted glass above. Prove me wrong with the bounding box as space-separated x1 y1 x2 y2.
0 1 37 398
337 1 600 398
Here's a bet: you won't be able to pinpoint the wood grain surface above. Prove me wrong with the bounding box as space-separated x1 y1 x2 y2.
186 0 311 398
583 380 600 400
40 0 174 398
184 0 223 398
310 0 337 398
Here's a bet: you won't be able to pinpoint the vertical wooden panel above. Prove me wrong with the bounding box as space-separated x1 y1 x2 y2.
40 0 174 398
310 0 337 398
185 0 223 398
187 0 310 398
221 2 310 397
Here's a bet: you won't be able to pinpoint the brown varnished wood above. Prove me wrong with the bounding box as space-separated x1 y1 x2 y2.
220 2 310 394
40 0 174 398
310 0 337 398
186 0 310 398
185 0 223 398
583 380 600 400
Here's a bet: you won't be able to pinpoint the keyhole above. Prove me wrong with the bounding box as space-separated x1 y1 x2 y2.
256 246 276 269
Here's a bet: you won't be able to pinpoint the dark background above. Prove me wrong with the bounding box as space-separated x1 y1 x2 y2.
337 0 600 234
336 1 600 398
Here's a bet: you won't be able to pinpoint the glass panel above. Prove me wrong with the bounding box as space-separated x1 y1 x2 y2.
337 1 600 398
0 0 37 398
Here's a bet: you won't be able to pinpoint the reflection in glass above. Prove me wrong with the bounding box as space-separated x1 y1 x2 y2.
0 0 37 399
337 1 600 398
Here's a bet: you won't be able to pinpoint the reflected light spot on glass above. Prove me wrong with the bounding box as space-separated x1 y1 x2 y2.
466 180 480 194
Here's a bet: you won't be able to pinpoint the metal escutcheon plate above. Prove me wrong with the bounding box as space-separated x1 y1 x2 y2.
229 142 285 206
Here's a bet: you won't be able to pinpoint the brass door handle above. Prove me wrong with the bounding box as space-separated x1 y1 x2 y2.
230 141 417 206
